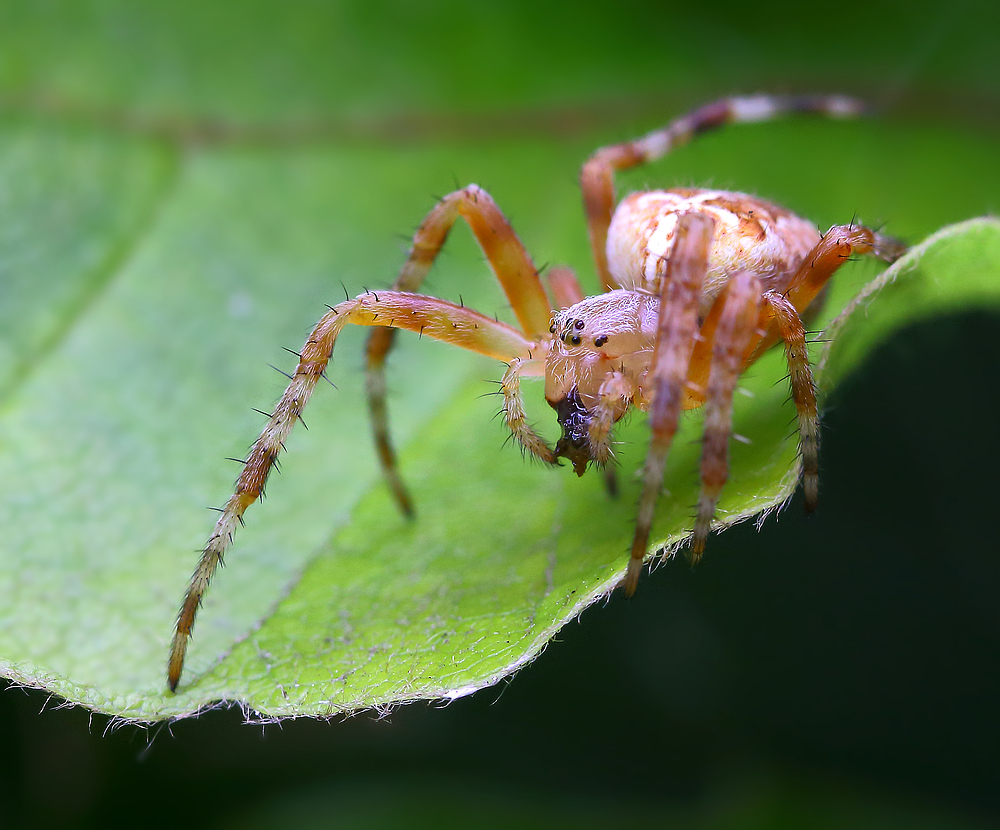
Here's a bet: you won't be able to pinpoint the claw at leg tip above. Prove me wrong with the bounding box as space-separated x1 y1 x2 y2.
623 558 642 596
689 537 705 566
167 662 181 693
803 484 819 514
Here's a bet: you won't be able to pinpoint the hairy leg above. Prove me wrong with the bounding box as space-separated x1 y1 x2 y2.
500 358 556 463
747 223 907 359
691 273 763 561
365 185 554 516
581 95 867 291
761 292 820 511
705 222 905 528
625 212 715 596
716 222 906 518
169 290 533 691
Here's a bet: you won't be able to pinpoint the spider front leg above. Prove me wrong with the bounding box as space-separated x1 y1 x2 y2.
626 212 716 595
168 291 539 691
364 185 558 516
500 357 557 463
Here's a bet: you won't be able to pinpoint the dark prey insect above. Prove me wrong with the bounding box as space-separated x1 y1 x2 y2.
168 95 906 691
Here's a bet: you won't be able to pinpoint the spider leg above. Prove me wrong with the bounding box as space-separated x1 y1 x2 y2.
169 290 534 691
760 292 820 511
366 350 414 516
625 212 715 596
747 223 908 358
691 273 763 561
587 371 633 466
501 358 557 463
713 222 906 527
581 95 868 291
544 265 586 309
365 185 554 516
785 223 906 317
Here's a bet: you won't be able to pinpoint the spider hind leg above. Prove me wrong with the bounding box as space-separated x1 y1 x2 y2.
691 271 763 561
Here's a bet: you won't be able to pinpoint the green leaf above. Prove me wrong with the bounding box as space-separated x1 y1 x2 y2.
1 2 999 721
197 219 1000 718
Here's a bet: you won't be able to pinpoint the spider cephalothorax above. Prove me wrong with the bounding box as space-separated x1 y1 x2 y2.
546 289 658 473
168 94 906 691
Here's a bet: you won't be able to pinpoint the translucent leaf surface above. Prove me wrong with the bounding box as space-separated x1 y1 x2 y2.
0 2 998 722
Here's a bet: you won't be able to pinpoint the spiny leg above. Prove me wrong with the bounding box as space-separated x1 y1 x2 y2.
169 291 534 691
500 358 557 463
769 223 905 508
691 273 763 562
726 222 907 524
365 185 554 516
785 224 905 322
625 212 716 596
380 184 553 334
761 292 820 512
745 222 907 360
365 348 414 516
581 95 867 291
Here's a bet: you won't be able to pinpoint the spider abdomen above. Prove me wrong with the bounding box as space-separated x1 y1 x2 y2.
606 188 821 314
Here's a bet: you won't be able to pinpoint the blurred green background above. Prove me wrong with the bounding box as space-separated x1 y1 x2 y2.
1 0 998 826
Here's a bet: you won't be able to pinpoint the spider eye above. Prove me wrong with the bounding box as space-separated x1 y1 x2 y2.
574 319 585 330
570 335 581 346
594 335 608 347
549 324 556 333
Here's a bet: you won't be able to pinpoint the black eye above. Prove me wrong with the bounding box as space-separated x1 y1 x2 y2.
570 335 581 345
574 319 585 330
549 324 556 333
594 335 608 347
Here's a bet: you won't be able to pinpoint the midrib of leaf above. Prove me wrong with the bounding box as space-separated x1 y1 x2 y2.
0 134 179 407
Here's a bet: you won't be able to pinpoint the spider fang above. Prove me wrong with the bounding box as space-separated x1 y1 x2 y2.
552 388 594 476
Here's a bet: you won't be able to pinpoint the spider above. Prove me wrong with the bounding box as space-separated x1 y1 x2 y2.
168 94 906 691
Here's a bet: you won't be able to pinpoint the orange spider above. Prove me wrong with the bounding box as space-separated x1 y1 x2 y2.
168 95 905 691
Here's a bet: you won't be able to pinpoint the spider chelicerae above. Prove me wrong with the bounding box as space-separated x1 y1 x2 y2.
168 94 905 691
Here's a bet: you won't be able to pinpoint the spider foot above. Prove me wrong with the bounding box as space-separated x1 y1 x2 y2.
872 232 908 263
623 554 643 597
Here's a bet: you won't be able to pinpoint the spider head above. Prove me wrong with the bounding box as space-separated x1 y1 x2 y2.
544 291 657 475
552 387 593 476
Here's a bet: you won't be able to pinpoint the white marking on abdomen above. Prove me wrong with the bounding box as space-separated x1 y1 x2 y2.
643 212 679 281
